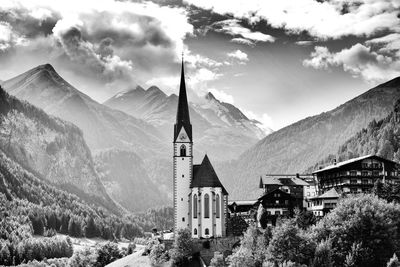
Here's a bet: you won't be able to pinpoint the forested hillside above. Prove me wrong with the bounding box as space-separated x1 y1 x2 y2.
95 149 168 212
216 76 400 200
308 98 400 171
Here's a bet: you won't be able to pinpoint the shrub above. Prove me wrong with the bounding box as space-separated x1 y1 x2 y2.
169 229 194 267
149 242 169 266
94 242 123 267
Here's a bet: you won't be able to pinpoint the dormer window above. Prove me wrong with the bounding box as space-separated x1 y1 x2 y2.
180 145 186 156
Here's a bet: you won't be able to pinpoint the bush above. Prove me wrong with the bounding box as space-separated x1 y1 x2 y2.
127 243 136 255
210 251 226 267
149 242 169 266
169 229 194 267
68 247 97 267
94 242 123 267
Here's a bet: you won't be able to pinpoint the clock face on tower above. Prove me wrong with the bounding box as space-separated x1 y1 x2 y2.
180 133 186 141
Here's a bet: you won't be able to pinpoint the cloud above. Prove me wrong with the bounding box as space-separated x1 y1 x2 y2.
184 0 400 40
0 0 193 98
303 43 400 83
241 109 274 133
212 19 275 44
296 40 314 46
227 49 249 63
208 88 235 104
230 38 255 46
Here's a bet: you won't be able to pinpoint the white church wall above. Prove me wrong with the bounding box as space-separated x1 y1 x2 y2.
173 127 193 232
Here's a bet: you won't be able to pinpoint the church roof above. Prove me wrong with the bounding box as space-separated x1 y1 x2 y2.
174 59 192 142
191 155 228 195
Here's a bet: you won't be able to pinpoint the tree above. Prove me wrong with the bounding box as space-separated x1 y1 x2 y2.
312 194 400 267
149 242 169 266
169 228 194 267
94 242 122 267
311 239 333 267
266 219 315 265
85 216 97 238
387 254 400 267
210 252 226 267
68 247 97 267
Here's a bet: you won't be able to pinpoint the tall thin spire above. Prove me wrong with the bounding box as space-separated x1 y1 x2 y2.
174 55 192 141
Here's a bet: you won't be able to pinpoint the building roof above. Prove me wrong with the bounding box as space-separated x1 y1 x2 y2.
191 155 228 194
260 175 310 186
228 200 257 206
310 188 340 200
312 154 398 174
258 188 292 201
174 59 192 142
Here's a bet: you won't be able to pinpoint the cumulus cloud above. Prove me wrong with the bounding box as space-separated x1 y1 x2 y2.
241 109 274 133
212 19 275 44
304 43 400 83
0 0 193 97
184 0 400 40
209 88 235 104
227 49 249 64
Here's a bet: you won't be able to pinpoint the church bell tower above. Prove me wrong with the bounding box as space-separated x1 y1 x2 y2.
173 58 193 232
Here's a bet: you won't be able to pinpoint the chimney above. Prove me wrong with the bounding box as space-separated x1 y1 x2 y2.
333 158 337 165
296 173 300 178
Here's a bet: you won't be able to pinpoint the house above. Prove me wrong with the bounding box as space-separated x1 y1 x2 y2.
313 155 400 195
307 188 340 217
259 174 312 209
227 200 257 223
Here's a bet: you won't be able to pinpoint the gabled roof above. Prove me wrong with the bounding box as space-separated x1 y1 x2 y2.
228 200 257 206
174 59 192 142
310 188 339 199
258 188 291 201
191 155 228 195
261 176 310 186
312 154 398 174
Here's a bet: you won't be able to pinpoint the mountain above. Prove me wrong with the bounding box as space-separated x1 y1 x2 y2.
0 86 118 212
1 64 172 212
307 98 400 172
104 87 269 159
95 149 168 212
1 64 166 157
218 76 400 199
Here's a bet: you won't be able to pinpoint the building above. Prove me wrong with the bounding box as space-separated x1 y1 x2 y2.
259 174 312 209
257 188 295 226
307 188 339 217
173 59 228 238
228 200 257 223
313 155 400 195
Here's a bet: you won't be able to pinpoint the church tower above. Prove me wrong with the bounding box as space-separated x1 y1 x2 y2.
173 58 193 233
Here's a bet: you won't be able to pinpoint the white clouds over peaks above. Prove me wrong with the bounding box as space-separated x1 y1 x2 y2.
0 0 193 87
185 0 400 39
304 43 400 83
212 19 275 45
227 49 249 64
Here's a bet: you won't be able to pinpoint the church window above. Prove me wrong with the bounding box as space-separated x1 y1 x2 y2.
205 228 209 235
204 194 210 218
193 195 198 218
216 194 220 218
194 228 197 235
180 145 186 156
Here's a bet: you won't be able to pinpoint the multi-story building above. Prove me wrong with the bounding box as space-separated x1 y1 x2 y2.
307 188 339 217
313 155 400 194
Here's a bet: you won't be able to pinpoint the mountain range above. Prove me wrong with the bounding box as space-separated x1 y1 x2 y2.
1 64 267 212
216 76 400 199
104 84 269 160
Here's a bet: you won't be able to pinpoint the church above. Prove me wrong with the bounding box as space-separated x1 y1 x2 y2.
173 60 229 238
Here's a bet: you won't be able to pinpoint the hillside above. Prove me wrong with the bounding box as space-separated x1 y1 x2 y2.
218 76 400 199
0 86 118 212
95 149 168 212
104 87 269 160
308 98 400 171
1 64 166 157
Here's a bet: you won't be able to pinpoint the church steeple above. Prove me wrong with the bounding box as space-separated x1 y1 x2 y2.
174 57 192 141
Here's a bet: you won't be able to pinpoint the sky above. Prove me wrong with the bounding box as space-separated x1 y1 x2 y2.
0 0 399 131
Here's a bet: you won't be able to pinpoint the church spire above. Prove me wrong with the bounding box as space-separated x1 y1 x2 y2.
174 56 192 141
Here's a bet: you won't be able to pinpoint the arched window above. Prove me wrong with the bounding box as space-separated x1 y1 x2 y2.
194 228 197 235
204 194 210 218
180 145 186 156
216 194 220 218
205 228 209 235
193 195 198 218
